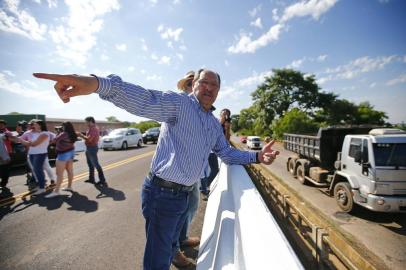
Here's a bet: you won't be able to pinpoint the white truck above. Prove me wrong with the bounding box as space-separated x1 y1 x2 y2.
284 127 406 213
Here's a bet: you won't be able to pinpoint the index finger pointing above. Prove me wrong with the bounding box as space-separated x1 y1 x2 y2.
263 139 275 150
33 73 67 82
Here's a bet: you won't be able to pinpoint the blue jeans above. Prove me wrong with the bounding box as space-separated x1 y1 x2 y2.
85 145 106 182
177 181 199 247
200 153 219 195
141 176 189 270
29 153 47 189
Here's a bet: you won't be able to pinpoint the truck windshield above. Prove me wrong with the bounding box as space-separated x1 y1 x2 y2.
373 143 406 167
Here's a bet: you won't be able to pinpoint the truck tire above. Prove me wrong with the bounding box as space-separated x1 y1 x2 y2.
334 182 354 213
297 164 307 184
288 159 296 176
121 141 128 150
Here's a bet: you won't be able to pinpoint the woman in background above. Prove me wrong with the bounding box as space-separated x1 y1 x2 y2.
46 121 77 198
220 108 231 142
18 120 50 195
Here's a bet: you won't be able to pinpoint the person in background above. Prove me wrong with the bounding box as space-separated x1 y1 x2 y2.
20 120 56 187
0 120 12 189
77 116 107 187
17 119 50 195
0 132 11 189
171 71 200 268
220 108 231 142
200 109 230 200
46 122 77 198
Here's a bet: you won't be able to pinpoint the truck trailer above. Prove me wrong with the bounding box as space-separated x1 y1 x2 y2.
284 127 406 213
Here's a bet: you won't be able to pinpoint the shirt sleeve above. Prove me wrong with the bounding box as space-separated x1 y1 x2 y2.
212 131 258 165
95 74 180 124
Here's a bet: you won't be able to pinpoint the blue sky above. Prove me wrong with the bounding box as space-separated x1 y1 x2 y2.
0 0 405 124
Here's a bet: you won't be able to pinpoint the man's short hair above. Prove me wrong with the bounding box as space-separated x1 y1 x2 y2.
85 116 95 123
0 119 6 125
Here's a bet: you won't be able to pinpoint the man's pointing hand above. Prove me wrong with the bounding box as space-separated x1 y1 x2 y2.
33 73 99 103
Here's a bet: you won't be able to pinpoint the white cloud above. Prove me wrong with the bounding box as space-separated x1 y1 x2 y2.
369 82 377 88
48 0 120 66
317 55 403 84
317 54 328 62
0 72 54 101
235 70 273 88
228 0 338 54
151 53 158 60
272 8 279 21
249 4 262 17
149 0 158 7
179 45 187 51
2 70 15 77
115 43 127 51
140 38 148 51
158 56 171 65
224 60 229 67
287 58 305 68
386 74 406 86
128 66 135 72
101 54 109 61
279 0 339 23
0 0 48 40
250 17 263 29
158 25 183 42
173 0 181 4
176 53 183 61
378 0 390 4
228 24 284 54
324 55 397 80
147 74 161 81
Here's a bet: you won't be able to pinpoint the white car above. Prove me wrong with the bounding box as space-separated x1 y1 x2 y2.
101 128 143 150
246 136 262 150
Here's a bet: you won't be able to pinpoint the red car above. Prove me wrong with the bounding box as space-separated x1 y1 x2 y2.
240 136 247 143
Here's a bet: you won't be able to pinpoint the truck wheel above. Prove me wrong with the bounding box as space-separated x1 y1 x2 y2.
121 141 128 150
297 164 307 184
334 182 354 213
288 159 296 176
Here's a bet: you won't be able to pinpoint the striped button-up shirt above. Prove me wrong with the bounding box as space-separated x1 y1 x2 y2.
96 74 258 186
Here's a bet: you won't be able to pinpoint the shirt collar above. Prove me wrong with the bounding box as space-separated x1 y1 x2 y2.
189 93 216 112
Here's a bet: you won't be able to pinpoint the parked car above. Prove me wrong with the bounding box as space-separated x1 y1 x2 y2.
142 127 160 144
240 136 248 144
101 128 143 150
246 136 262 150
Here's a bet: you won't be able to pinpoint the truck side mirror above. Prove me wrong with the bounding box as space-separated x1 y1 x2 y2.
354 151 361 163
362 162 370 176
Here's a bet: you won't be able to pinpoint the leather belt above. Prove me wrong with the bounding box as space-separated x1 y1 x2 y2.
148 173 194 192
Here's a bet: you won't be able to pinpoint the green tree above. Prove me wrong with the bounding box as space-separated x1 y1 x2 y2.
315 99 358 125
131 120 160 133
354 102 387 125
7 112 24 115
106 116 120 122
271 108 319 139
251 69 335 135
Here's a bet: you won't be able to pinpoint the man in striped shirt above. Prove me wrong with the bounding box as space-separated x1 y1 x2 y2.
33 69 279 270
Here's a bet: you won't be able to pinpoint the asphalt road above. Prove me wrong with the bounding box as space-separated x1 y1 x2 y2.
233 135 406 270
0 144 205 270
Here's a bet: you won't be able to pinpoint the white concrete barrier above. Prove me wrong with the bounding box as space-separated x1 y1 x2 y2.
197 162 304 270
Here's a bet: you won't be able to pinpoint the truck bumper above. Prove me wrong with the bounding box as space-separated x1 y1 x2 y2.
359 193 406 212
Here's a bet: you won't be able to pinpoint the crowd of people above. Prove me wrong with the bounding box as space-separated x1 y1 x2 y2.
0 116 107 198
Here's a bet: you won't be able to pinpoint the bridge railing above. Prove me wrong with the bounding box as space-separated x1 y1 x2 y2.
197 161 304 270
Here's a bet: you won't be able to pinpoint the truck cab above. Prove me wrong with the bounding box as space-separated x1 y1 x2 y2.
337 129 406 212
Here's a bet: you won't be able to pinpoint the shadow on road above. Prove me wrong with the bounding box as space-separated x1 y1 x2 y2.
334 207 406 236
95 185 126 201
1 190 98 217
